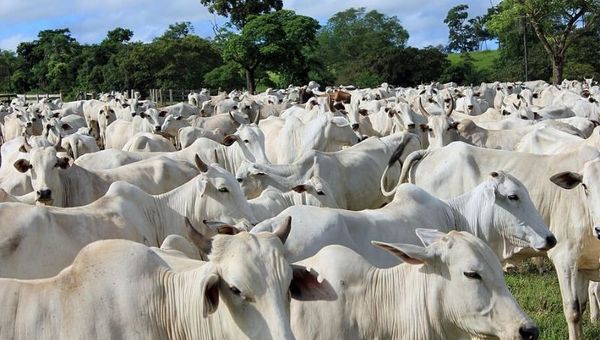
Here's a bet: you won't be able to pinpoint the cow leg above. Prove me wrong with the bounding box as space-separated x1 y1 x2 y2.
551 251 583 340
589 282 600 322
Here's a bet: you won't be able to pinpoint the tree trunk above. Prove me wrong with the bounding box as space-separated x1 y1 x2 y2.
245 68 255 94
552 54 565 85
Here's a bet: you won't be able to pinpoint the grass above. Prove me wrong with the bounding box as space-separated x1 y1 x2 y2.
447 50 499 73
505 258 600 339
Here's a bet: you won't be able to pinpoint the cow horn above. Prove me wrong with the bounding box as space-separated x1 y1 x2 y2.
418 97 431 117
228 111 241 127
253 110 261 125
273 216 292 244
20 136 33 153
313 155 320 177
195 154 209 173
445 95 455 117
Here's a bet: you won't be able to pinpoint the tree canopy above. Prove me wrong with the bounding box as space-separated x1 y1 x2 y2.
199 0 283 29
488 0 600 83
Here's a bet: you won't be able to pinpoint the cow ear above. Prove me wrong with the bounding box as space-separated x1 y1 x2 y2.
292 184 307 193
200 270 220 317
222 135 238 146
371 241 433 265
159 110 168 117
139 111 147 118
290 265 337 301
550 171 582 190
195 154 209 173
14 159 31 173
56 157 71 169
415 228 446 247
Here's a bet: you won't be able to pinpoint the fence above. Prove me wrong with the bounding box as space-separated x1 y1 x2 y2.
148 89 205 105
0 92 64 103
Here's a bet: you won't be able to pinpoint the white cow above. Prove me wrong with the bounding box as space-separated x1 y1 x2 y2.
0 158 257 279
255 172 554 265
0 222 326 339
122 132 176 152
290 231 539 340
237 133 421 210
395 142 600 339
13 146 200 207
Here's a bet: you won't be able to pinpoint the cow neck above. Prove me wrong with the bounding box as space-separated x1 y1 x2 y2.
61 164 96 207
152 178 200 240
444 185 499 254
362 265 445 339
158 267 227 340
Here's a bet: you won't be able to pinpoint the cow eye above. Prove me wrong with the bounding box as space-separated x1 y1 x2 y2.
243 139 249 143
508 195 519 201
218 187 229 193
464 271 482 280
229 286 241 296
582 183 588 192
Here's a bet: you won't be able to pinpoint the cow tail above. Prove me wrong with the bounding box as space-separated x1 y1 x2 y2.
381 148 427 197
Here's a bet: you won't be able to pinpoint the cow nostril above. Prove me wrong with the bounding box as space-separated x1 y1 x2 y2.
408 123 416 129
519 325 539 340
236 178 243 183
26 122 32 127
546 235 557 249
352 123 359 130
155 126 161 132
468 105 474 109
37 189 52 200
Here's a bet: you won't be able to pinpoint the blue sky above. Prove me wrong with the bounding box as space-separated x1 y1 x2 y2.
0 0 495 51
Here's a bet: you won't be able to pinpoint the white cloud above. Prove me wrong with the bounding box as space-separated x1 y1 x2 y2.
0 34 34 51
0 0 494 50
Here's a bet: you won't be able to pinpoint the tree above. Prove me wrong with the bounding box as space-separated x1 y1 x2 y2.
0 50 17 92
158 22 194 40
220 9 319 93
315 8 409 86
488 0 600 83
104 28 133 44
199 0 282 29
444 4 478 52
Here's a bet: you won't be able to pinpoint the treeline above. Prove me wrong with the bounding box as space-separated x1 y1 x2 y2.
0 8 449 99
0 1 599 99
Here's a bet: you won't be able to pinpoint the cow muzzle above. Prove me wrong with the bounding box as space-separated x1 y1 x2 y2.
36 189 53 204
518 324 539 340
154 126 161 132
594 226 600 240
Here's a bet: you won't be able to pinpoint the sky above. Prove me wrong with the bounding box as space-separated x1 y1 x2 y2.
0 0 496 51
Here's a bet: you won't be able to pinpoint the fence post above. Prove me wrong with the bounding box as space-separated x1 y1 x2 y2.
60 92 63 101
159 89 163 105
169 89 173 104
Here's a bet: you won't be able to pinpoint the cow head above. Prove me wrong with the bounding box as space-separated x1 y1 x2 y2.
323 116 361 146
418 96 458 150
193 155 258 228
470 171 556 258
223 124 269 164
13 146 70 206
201 218 333 339
139 108 166 133
551 158 600 240
373 230 538 340
160 114 186 138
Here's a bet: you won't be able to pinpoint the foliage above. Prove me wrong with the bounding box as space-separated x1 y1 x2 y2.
220 9 320 93
314 7 410 86
444 5 478 52
203 62 246 90
488 0 600 83
199 0 282 29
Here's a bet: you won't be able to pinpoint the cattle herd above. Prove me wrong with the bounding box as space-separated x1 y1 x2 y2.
0 78 599 339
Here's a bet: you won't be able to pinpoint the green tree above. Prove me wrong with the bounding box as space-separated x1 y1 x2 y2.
488 0 600 83
199 0 282 29
220 9 319 93
444 4 478 52
104 28 133 44
315 7 409 86
0 50 17 92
